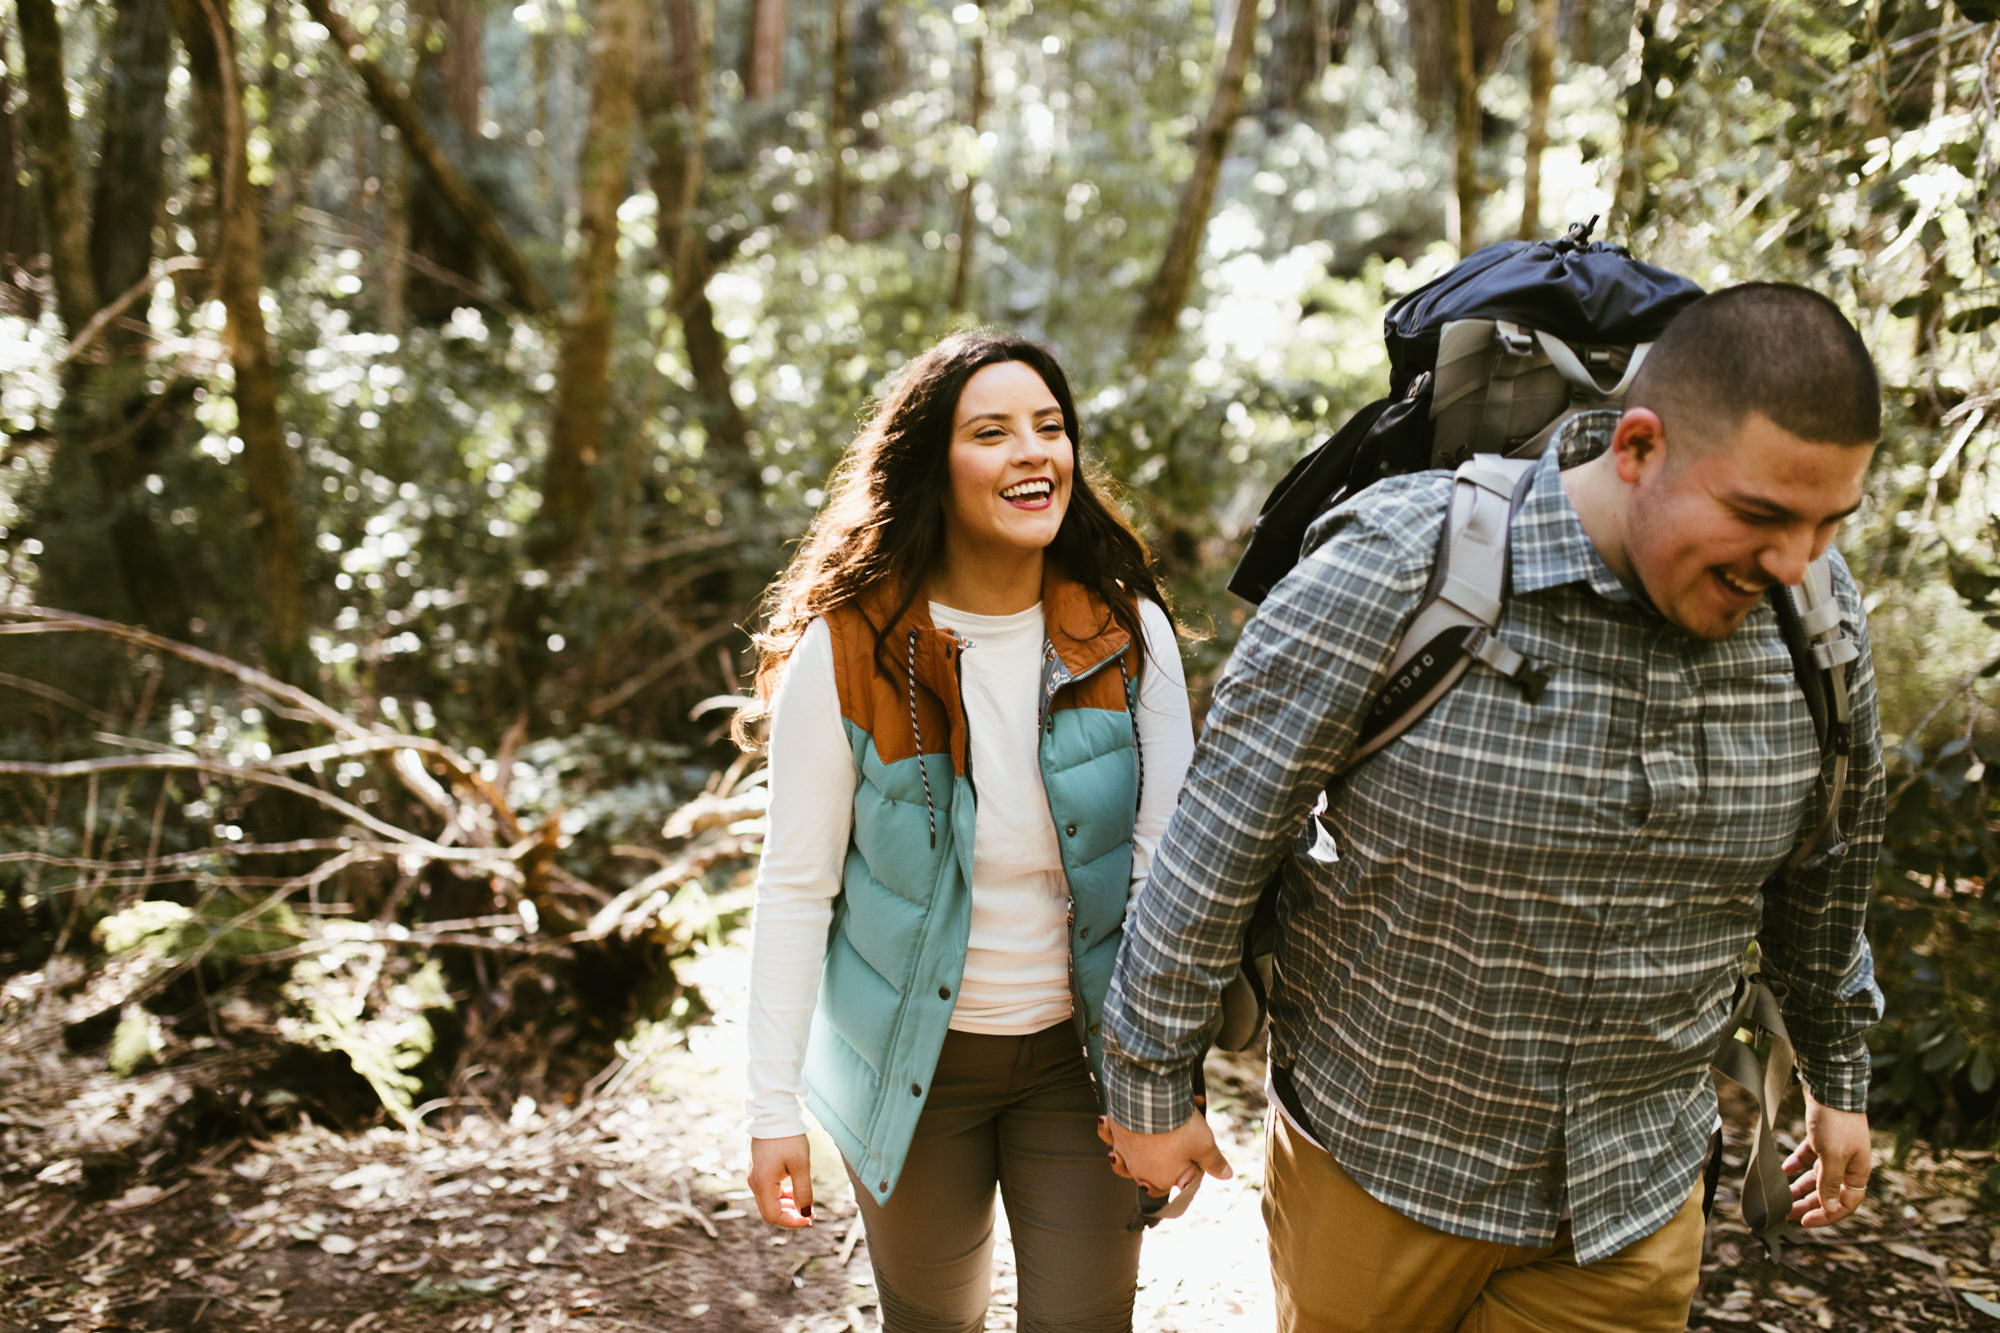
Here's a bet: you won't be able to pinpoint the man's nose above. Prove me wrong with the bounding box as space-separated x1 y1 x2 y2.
1758 524 1817 587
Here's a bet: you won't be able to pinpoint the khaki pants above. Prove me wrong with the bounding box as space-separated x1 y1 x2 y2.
844 1025 1143 1333
1264 1108 1704 1333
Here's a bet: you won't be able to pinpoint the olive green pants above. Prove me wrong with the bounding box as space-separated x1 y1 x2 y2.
844 1024 1143 1333
1264 1107 1705 1333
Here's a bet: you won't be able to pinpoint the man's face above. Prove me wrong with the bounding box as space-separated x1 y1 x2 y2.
1620 409 1874 641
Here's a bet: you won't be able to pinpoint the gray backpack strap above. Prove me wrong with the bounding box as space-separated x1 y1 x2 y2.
1348 455 1546 765
1710 975 1807 1262
1782 556 1858 871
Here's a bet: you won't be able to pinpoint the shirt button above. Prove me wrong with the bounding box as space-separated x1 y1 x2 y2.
1065 824 1077 837
878 1179 888 1192
910 1083 922 1097
938 986 951 1000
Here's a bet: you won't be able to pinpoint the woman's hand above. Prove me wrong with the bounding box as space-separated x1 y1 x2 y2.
748 1134 816 1228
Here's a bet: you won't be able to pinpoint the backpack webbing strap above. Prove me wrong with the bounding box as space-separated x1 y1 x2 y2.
1350 456 1544 763
1773 558 1857 871
1709 978 1807 1262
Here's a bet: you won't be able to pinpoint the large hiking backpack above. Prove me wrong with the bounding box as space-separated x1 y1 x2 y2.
1229 217 1704 605
1213 225 1859 1260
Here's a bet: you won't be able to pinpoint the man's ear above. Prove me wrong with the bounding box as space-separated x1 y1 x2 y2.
1610 407 1666 486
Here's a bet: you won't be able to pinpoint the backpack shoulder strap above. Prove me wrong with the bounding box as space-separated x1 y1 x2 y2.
1771 555 1859 870
1347 455 1546 766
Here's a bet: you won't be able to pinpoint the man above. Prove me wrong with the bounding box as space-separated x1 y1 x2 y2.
1100 283 1886 1331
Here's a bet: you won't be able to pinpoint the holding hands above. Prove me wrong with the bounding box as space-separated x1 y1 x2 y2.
1097 1108 1234 1215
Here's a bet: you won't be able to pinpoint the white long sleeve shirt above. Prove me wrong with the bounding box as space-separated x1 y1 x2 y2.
745 598 1193 1139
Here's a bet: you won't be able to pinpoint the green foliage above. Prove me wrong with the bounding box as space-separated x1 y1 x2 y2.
278 929 452 1125
4 0 1998 1143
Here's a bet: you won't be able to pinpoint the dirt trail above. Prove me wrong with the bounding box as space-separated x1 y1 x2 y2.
3 928 1994 1331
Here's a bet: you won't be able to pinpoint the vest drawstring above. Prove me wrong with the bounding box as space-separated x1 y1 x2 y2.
1120 659 1144 816
907 630 937 848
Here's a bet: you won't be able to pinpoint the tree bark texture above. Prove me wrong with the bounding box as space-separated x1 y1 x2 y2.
947 18 986 314
1263 0 1357 117
1612 0 1663 236
90 0 173 357
1568 0 1594 66
1409 0 1509 124
641 0 750 466
406 0 488 322
1130 0 1261 368
170 0 307 677
534 0 642 570
742 0 785 101
18 0 178 634
1449 0 1480 253
0 70 45 314
828 0 851 238
300 0 551 316
1519 0 1558 239
15 0 100 335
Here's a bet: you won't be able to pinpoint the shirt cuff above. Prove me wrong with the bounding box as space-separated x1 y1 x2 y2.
1102 1056 1199 1135
1796 1045 1871 1114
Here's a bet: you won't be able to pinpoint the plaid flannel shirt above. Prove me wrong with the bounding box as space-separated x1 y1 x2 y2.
1103 417 1885 1263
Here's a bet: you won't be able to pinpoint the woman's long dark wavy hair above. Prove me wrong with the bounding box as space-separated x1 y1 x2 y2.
736 331 1173 746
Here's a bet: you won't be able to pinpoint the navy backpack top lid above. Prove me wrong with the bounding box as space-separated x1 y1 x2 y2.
1383 230 1707 396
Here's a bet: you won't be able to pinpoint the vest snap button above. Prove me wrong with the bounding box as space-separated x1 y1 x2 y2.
1088 1023 1099 1036
1065 824 1077 837
1078 927 1090 939
938 986 951 1000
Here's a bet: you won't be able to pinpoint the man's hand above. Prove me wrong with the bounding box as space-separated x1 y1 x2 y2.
1097 1111 1233 1198
748 1134 815 1229
1785 1091 1871 1228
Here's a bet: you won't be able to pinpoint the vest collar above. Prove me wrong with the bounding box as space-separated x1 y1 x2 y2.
853 563 1133 676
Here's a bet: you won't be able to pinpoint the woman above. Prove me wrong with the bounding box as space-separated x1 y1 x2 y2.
740 331 1194 1332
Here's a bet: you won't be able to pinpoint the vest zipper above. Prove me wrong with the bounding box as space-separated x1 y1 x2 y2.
1038 636 1136 1098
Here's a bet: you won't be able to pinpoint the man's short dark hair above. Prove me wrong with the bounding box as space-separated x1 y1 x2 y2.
1629 282 1880 447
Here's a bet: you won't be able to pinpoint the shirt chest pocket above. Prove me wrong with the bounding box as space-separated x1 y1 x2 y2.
1342 644 1621 852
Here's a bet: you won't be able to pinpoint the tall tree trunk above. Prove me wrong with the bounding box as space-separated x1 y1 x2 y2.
0 67 45 315
642 0 750 466
532 0 642 570
1519 0 1558 239
1130 0 1261 368
1611 0 1662 236
828 0 850 239
1264 0 1352 118
300 0 551 315
946 14 986 314
1410 0 1508 124
1449 0 1479 253
89 0 187 630
170 0 307 678
405 0 488 322
742 0 785 101
1569 0 1594 66
17 0 129 635
16 0 99 337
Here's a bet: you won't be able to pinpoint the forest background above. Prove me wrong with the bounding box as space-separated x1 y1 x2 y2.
1 0 1999 1316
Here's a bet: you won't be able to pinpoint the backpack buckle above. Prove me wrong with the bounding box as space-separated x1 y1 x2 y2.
1494 322 1535 358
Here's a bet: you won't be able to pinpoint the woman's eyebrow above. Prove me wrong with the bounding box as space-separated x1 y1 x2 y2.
957 405 1063 427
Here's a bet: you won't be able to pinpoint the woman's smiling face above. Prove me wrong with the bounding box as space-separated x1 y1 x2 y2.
941 360 1075 562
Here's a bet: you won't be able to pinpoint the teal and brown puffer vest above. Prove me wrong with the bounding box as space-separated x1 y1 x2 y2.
803 565 1144 1205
